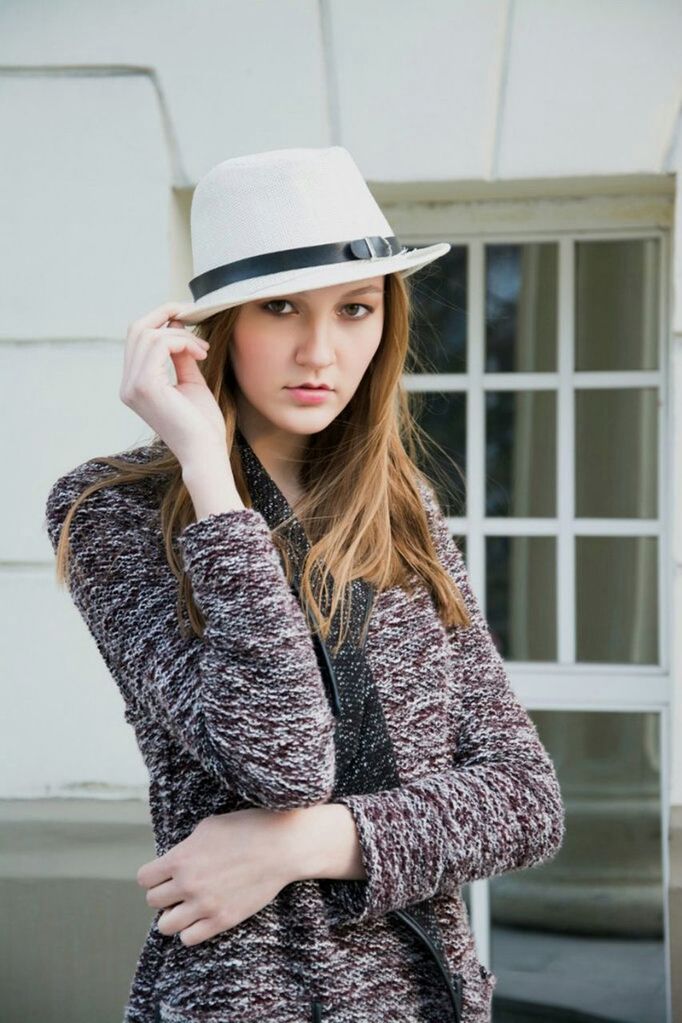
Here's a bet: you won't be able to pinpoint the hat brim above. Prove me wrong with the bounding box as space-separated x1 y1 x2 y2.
172 242 451 325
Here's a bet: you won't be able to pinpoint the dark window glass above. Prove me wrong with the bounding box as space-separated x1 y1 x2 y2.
485 243 558 373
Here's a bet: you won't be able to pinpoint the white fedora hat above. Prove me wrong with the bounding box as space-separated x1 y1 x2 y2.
174 146 451 325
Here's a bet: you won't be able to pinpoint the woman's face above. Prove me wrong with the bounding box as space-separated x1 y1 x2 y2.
230 274 386 437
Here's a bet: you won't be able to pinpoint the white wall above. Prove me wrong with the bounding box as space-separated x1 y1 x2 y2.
1 0 680 184
1 0 680 802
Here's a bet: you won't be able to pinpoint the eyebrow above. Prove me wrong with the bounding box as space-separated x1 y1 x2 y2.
284 285 384 299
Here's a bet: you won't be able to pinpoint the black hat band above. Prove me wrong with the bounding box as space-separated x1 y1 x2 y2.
189 235 406 301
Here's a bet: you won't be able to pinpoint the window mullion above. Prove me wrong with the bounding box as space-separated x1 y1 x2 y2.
558 236 575 664
468 239 486 613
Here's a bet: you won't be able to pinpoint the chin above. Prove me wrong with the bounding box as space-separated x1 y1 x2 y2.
265 410 339 437
284 418 335 436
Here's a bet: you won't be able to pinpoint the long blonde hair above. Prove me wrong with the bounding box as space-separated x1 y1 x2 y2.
53 271 470 654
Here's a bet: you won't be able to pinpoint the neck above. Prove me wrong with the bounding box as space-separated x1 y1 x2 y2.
235 419 307 505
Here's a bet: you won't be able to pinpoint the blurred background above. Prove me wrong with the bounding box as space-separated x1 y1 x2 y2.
1 1 681 1021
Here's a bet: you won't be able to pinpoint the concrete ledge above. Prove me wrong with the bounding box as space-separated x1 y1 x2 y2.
0 798 157 1023
0 797 154 879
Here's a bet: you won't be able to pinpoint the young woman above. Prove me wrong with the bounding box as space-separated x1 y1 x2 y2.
45 147 565 1023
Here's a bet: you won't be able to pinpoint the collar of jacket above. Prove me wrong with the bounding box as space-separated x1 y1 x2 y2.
233 424 373 653
233 424 402 793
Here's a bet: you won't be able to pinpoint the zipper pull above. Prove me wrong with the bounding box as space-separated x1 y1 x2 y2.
311 999 324 1022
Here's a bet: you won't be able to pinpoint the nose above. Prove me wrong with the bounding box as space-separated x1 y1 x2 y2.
294 321 336 369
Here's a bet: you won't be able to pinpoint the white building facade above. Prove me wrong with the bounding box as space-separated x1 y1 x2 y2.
1 2 681 1021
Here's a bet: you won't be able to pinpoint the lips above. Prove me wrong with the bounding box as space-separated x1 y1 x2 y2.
286 386 334 403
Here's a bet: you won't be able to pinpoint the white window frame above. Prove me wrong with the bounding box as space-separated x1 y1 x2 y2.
395 190 673 1016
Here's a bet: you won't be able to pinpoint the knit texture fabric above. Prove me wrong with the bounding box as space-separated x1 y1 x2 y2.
234 427 463 1022
44 443 566 1023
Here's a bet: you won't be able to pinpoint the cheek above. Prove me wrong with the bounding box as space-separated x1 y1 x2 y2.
350 327 383 375
230 330 283 390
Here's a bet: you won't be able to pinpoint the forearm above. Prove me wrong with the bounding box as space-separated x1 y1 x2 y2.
284 803 367 884
46 457 338 809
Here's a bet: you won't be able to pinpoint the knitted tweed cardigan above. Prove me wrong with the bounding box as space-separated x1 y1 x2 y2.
44 443 566 1023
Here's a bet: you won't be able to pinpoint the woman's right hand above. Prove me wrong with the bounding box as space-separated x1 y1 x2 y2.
120 302 228 469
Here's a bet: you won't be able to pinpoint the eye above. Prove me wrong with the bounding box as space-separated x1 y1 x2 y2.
261 300 374 320
262 299 294 315
343 303 374 319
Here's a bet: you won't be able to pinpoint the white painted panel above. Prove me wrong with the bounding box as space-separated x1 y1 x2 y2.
671 335 682 805
0 342 154 562
328 0 506 180
1 570 148 799
500 0 682 177
1 0 679 182
0 0 329 184
0 75 170 338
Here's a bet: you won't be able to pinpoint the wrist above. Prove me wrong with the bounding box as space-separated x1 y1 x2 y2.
282 804 366 884
180 445 230 486
182 451 246 516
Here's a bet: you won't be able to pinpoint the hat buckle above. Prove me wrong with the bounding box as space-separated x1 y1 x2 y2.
349 235 394 261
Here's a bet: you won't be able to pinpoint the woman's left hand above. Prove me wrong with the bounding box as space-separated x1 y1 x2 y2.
136 807 304 946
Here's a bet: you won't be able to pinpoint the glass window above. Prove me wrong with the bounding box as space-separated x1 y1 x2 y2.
409 227 667 1018
485 536 556 661
485 243 558 373
576 537 659 665
486 391 556 518
411 390 467 518
409 246 468 374
575 239 660 371
575 388 658 519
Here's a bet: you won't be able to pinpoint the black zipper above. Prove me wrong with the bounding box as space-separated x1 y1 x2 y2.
393 908 464 1023
310 998 324 1021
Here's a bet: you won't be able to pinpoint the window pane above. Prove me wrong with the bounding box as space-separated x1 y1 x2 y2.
486 391 556 517
485 536 556 661
485 243 558 373
408 245 467 374
411 391 466 517
575 239 660 371
575 389 658 519
489 710 666 1023
576 537 658 665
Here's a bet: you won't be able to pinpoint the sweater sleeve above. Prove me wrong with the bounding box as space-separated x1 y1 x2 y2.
44 458 336 810
322 481 566 928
